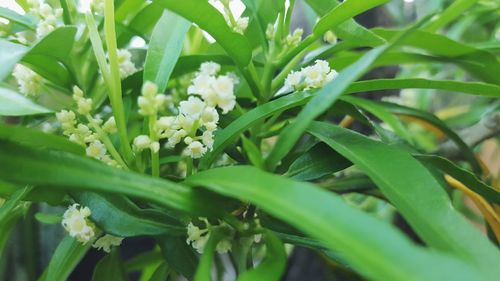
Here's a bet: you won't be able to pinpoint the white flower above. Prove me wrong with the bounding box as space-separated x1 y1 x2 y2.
93 234 123 253
199 62 221 76
185 141 207 159
138 81 162 116
284 71 302 90
179 96 206 120
133 135 152 152
186 219 232 254
62 204 95 243
86 140 107 159
232 17 249 34
284 60 337 91
216 239 232 254
72 86 93 115
188 74 217 98
102 117 117 133
12 64 43 97
201 130 214 149
90 0 105 15
285 28 303 47
56 110 77 135
201 107 219 124
69 124 96 145
212 75 235 98
324 30 337 44
117 49 137 79
29 0 62 38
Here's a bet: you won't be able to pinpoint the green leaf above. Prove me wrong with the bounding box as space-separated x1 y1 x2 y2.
0 7 35 29
305 0 386 46
266 44 389 170
286 143 351 181
241 136 265 169
171 55 235 78
148 262 170 281
0 140 223 217
74 192 185 237
312 0 390 38
194 228 223 281
155 0 252 67
346 78 500 98
144 10 191 92
0 39 29 81
423 0 478 32
372 101 481 173
0 185 32 224
92 250 128 281
44 236 92 281
416 155 500 204
307 121 500 280
0 87 52 116
34 213 62 224
185 166 487 281
158 236 198 280
0 124 84 155
23 26 77 87
236 231 286 281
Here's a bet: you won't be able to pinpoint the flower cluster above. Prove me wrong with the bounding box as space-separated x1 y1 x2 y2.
117 49 137 79
134 62 238 159
186 218 233 254
61 204 123 252
12 64 43 97
285 28 304 48
62 204 95 243
28 0 63 39
93 234 124 253
56 86 120 167
212 0 249 34
285 60 338 91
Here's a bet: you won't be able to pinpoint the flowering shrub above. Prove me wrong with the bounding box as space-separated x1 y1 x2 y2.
0 0 499 280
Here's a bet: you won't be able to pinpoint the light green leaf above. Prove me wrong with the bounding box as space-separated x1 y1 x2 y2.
185 166 487 281
0 39 29 81
144 10 191 92
307 121 500 281
155 0 252 67
194 228 223 281
0 7 35 29
0 87 52 116
44 236 92 281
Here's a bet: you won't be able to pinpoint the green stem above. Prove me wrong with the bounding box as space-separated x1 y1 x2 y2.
148 116 159 177
104 0 134 163
185 157 193 177
86 116 129 169
271 47 307 91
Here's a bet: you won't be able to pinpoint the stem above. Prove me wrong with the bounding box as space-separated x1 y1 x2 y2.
104 0 134 163
185 157 193 177
86 116 129 169
271 47 307 91
148 116 159 177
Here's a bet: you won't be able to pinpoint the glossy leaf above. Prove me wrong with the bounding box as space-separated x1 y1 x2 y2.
158 236 198 280
307 121 500 280
92 250 128 281
0 7 35 29
193 228 223 281
44 236 92 281
148 262 170 281
155 0 252 67
416 155 500 204
237 232 286 281
0 39 29 81
144 10 191 92
74 192 185 237
185 166 487 281
285 143 351 181
0 87 52 116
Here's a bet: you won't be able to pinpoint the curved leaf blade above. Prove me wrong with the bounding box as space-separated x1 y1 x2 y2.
0 87 52 116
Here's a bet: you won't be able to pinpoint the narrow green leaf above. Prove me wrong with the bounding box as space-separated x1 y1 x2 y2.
0 186 32 224
0 140 222 216
286 143 351 181
241 136 265 169
0 124 84 155
148 262 170 281
416 154 500 204
158 236 198 280
44 236 92 281
0 87 52 116
0 7 35 29
423 0 478 32
185 166 487 281
74 192 185 237
144 10 190 92
194 228 223 281
155 0 252 67
307 122 500 280
35 213 62 224
0 39 29 81
92 250 128 281
236 231 286 281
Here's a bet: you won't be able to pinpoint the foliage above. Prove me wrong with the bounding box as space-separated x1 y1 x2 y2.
0 0 499 280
